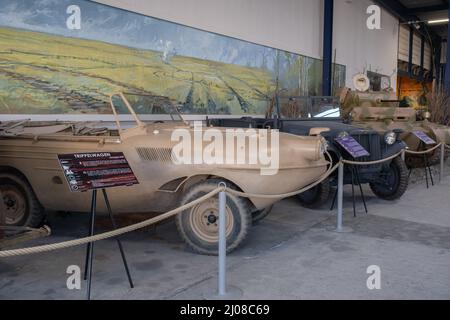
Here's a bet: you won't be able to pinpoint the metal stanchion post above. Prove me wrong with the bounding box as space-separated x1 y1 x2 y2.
329 161 352 233
440 143 445 183
205 182 242 300
218 188 227 296
337 162 344 231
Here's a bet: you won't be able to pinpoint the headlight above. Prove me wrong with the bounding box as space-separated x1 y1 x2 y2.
384 131 396 145
338 131 349 138
320 139 329 154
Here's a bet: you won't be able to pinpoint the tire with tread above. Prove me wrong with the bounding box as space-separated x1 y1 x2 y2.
175 179 252 255
0 172 45 227
369 156 408 200
297 179 331 209
251 205 273 224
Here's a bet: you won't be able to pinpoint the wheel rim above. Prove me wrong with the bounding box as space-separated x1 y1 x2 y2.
2 185 27 225
189 197 234 243
376 163 399 192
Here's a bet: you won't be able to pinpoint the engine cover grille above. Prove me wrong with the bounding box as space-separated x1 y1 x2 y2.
136 147 173 162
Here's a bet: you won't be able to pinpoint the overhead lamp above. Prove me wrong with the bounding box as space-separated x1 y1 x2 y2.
428 18 449 25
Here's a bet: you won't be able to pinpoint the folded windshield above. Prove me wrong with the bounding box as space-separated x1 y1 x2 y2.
276 96 341 119
111 93 184 122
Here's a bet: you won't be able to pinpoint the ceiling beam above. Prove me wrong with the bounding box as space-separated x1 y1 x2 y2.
374 0 443 42
403 4 448 14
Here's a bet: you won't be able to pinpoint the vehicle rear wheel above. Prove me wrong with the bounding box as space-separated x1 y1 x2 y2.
0 172 45 227
297 179 331 209
251 205 273 224
369 156 408 200
176 179 252 255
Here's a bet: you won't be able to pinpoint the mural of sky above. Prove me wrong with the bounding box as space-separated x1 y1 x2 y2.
0 0 346 115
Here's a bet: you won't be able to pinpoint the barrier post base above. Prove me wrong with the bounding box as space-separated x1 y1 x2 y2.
327 226 353 233
204 285 243 300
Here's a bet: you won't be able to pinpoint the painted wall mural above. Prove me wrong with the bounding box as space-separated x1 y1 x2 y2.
0 0 346 115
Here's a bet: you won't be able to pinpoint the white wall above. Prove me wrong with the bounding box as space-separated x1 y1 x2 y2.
95 0 399 92
94 0 324 60
333 0 399 90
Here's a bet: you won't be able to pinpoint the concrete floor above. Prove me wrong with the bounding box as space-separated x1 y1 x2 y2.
1 172 450 300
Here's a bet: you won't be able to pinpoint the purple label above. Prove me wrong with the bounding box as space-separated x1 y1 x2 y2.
335 136 370 158
413 131 436 145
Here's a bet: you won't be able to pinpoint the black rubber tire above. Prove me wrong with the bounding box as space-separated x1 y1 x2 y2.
175 179 252 255
369 156 409 200
296 179 331 209
0 172 45 227
251 205 273 224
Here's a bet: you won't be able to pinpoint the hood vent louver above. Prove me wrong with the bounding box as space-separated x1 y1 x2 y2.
136 147 173 162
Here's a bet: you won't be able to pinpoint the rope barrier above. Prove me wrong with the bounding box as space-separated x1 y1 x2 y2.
404 143 442 155
1 145 449 258
341 150 403 166
228 163 339 199
0 188 222 258
0 159 339 258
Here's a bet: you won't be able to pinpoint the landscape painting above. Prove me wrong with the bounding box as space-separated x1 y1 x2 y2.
0 0 346 115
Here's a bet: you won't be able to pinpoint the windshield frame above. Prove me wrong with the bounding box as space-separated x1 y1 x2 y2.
109 92 187 133
273 95 342 120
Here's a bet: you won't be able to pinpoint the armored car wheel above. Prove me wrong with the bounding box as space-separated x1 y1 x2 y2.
0 172 45 227
406 146 444 168
176 179 252 255
369 156 408 200
251 205 273 224
297 178 331 209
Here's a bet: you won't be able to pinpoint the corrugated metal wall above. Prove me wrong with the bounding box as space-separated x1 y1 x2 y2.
398 25 432 71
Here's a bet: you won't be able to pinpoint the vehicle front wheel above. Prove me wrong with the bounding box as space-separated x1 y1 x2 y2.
176 179 252 255
0 172 45 227
251 205 273 224
369 156 408 200
297 178 331 209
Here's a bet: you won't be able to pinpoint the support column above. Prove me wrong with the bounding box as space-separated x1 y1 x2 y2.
420 35 425 80
409 26 414 77
322 0 334 96
433 38 441 91
445 3 450 92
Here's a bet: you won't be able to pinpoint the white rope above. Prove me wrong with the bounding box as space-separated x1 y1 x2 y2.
2 145 448 258
404 143 442 155
341 150 403 166
0 188 222 258
0 159 338 258
227 162 339 199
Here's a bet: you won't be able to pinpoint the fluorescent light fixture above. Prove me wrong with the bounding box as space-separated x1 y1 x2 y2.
428 18 449 25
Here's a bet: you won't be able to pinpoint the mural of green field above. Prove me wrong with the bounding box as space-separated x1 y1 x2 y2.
0 27 276 115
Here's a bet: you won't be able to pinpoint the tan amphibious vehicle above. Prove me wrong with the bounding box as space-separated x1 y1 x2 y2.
0 93 329 254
